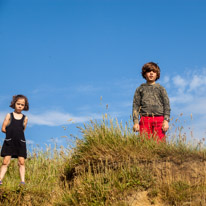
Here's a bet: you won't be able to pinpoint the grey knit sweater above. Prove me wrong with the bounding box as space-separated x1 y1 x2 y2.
132 83 171 124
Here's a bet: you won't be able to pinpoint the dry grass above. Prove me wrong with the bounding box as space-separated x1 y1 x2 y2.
0 114 205 206
61 115 206 206
0 145 66 206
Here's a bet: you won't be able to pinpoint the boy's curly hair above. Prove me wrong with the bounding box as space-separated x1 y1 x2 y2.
141 62 160 80
10 94 29 111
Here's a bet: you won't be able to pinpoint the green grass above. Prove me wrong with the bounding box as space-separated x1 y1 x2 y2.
59 166 153 206
0 115 206 205
62 115 206 205
0 145 66 205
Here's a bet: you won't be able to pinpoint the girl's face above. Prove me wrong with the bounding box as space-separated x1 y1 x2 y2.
145 70 157 84
15 98 25 113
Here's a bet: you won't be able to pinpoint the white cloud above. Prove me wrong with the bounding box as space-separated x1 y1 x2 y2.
168 68 206 140
27 111 102 126
191 116 206 140
172 75 187 93
177 97 206 115
189 75 206 91
0 111 97 127
189 75 201 91
173 75 187 87
26 139 35 145
163 76 170 84
170 93 193 104
0 112 7 122
169 69 206 105
47 137 63 144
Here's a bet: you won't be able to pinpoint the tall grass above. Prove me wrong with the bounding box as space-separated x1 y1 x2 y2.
0 114 205 205
61 115 206 206
0 145 66 206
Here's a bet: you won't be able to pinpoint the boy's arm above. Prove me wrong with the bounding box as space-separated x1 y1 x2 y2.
132 88 141 131
24 116 28 131
161 87 171 121
162 120 169 132
161 87 171 132
1 113 11 133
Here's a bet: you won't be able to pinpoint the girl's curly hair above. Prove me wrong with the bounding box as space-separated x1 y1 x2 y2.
141 62 160 80
10 95 29 111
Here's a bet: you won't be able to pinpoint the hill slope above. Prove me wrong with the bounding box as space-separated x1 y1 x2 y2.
0 116 205 206
61 117 206 206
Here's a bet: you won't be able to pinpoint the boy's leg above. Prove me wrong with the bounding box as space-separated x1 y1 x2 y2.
139 116 153 139
153 116 165 141
18 157 25 183
0 156 11 181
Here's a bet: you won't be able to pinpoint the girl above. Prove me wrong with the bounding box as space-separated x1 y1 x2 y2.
0 95 29 185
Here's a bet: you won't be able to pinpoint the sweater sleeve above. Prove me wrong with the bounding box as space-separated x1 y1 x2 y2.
132 87 141 124
160 86 171 120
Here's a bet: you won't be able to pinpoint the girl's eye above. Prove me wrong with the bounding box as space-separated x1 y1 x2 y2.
16 103 24 106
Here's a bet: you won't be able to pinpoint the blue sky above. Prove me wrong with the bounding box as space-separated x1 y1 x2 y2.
0 0 206 148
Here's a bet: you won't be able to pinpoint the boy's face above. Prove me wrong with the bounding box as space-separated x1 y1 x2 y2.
145 70 157 84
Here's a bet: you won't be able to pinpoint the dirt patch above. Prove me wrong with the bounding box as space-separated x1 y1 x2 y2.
127 191 165 206
146 159 206 185
125 159 206 206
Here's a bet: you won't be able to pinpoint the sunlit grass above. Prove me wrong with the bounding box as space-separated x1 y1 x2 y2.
61 114 206 205
0 145 66 206
0 114 205 205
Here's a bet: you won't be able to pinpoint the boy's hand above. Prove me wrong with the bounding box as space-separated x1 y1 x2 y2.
162 120 169 132
133 123 140 132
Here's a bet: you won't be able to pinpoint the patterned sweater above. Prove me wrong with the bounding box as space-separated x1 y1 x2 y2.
132 83 171 124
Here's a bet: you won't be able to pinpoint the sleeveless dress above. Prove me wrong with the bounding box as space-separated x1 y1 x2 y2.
1 113 27 159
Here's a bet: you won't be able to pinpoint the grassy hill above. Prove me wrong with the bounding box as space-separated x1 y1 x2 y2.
0 115 206 206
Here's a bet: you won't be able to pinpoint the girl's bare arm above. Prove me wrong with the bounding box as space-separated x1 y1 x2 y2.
1 113 11 133
24 116 28 131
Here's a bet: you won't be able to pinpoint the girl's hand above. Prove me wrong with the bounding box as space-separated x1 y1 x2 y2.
162 120 169 132
133 123 140 132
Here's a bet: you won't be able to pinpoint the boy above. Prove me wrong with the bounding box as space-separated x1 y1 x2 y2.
132 62 170 141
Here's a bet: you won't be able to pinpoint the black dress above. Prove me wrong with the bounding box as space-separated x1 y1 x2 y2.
1 113 27 159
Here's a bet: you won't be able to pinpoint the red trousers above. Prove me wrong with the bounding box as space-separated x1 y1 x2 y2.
139 116 165 141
